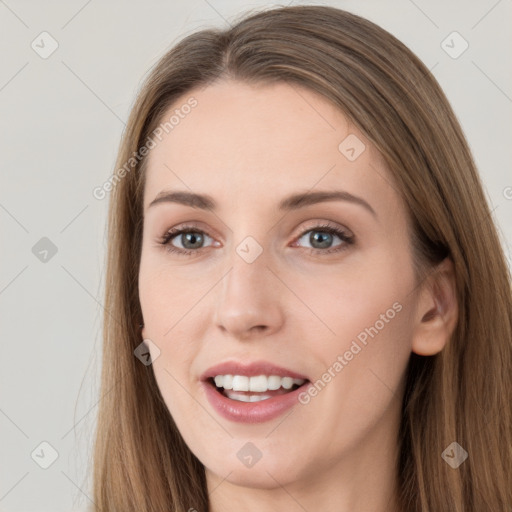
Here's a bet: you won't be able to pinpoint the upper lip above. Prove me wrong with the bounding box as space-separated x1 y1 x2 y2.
200 360 310 381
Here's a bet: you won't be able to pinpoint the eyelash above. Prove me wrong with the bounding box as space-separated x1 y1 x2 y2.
157 221 355 257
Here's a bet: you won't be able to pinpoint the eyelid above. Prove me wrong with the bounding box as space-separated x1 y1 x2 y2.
158 219 350 242
294 219 353 238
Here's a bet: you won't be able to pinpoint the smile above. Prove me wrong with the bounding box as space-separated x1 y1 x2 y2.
200 360 312 422
212 374 306 402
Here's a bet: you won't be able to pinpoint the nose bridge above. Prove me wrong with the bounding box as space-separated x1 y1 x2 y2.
214 234 283 337
224 221 271 292
222 239 270 308
228 248 269 298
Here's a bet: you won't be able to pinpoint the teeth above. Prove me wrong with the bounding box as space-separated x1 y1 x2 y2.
223 375 233 389
213 374 306 392
282 377 294 390
249 375 271 392
267 375 281 390
225 391 274 402
232 375 249 391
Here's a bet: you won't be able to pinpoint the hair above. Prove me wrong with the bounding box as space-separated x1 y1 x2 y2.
90 4 512 511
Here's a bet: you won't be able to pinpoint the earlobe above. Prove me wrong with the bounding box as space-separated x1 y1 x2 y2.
411 257 459 356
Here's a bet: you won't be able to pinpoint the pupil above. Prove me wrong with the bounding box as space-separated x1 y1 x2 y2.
183 232 203 249
311 231 332 249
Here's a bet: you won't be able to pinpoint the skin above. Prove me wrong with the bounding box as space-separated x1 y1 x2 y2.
139 79 458 512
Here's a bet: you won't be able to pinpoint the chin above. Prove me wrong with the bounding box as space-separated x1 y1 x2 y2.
207 461 302 490
203 445 309 490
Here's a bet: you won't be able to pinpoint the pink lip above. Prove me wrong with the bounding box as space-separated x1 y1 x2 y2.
200 360 309 381
201 379 311 424
200 360 311 424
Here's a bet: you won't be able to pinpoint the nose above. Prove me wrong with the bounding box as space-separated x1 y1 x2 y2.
213 251 284 341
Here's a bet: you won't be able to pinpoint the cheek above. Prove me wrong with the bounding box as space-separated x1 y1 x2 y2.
308 291 411 397
293 254 412 343
292 279 412 453
297 248 414 388
138 251 212 335
138 260 205 410
146 325 200 430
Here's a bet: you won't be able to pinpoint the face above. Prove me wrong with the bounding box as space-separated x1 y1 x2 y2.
138 79 419 490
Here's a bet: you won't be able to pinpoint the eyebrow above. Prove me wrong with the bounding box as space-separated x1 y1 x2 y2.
148 189 377 218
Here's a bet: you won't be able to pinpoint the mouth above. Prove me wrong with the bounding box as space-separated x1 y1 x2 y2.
206 375 310 402
200 360 312 422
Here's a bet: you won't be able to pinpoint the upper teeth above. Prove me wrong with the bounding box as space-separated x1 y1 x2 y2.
213 374 306 392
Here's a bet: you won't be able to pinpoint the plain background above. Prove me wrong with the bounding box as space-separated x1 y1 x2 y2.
0 1 511 510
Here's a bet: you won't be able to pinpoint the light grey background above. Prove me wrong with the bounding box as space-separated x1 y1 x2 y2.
0 1 511 511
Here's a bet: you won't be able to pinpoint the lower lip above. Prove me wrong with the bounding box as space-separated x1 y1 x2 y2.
202 380 310 424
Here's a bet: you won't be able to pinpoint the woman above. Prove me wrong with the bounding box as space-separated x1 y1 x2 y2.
91 4 512 511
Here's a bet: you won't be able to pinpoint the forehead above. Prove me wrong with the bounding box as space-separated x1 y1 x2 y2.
143 79 399 217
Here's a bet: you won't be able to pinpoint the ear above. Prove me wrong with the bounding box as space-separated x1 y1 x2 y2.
141 324 147 340
411 257 459 356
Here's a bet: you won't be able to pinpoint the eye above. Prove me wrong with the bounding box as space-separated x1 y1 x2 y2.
292 222 355 255
157 221 355 256
158 222 217 256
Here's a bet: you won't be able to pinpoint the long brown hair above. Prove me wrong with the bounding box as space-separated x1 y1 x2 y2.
91 5 512 511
